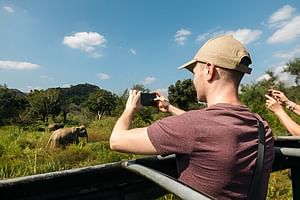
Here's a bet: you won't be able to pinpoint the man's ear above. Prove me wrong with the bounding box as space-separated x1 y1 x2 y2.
205 62 216 81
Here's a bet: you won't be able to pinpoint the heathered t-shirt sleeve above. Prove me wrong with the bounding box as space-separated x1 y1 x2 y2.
147 112 196 154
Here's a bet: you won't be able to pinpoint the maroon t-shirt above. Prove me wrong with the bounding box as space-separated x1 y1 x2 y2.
147 103 274 200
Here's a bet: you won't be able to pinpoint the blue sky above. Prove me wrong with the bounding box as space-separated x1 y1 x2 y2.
0 0 300 95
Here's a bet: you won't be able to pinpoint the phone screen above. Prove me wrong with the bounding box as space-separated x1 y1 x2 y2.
141 93 156 106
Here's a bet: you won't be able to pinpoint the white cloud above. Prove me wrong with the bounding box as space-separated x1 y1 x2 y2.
129 48 136 55
0 60 40 70
89 52 102 58
256 65 296 86
26 85 42 91
62 84 71 88
267 5 300 43
268 5 296 28
142 76 156 85
174 29 191 45
273 46 300 60
275 65 296 86
267 15 300 43
196 33 210 42
227 29 262 45
274 65 287 74
196 29 261 45
256 74 271 82
63 32 106 57
3 6 14 13
97 73 110 80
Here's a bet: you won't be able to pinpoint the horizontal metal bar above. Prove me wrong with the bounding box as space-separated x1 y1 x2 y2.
274 136 300 141
0 161 121 187
279 147 300 157
123 162 215 200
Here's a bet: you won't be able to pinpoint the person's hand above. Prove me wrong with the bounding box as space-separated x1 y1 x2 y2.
265 94 284 114
154 92 170 113
268 89 289 105
125 90 143 113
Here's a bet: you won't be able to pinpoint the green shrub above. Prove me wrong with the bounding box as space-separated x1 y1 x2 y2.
267 170 292 200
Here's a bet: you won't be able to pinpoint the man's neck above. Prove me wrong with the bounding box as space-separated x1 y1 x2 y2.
206 84 241 107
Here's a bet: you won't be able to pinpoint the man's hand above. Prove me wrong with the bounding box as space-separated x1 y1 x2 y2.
154 91 186 116
268 89 297 111
110 89 158 154
125 90 143 113
265 94 284 114
155 93 170 113
268 89 289 105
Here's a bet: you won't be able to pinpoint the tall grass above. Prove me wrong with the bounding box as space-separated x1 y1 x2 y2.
0 118 136 179
267 170 292 200
0 117 294 199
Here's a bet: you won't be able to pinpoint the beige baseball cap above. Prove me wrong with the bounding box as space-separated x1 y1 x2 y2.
178 35 252 74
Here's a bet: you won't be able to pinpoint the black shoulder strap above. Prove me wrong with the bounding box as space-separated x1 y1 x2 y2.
247 120 265 200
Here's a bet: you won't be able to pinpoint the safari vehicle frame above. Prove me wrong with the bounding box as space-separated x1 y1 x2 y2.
0 136 299 200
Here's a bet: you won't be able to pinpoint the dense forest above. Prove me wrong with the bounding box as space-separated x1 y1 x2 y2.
0 57 300 199
1 57 300 135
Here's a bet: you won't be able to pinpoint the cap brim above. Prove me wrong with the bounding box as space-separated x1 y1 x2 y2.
178 59 198 72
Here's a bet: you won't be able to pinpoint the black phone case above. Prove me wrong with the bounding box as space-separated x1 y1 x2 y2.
141 93 156 106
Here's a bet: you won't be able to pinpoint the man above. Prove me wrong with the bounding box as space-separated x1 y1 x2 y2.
110 35 274 199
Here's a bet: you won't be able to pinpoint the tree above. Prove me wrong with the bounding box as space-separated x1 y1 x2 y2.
284 57 300 85
112 89 129 116
239 71 290 135
86 89 117 120
168 79 201 110
58 83 101 122
0 83 7 89
240 70 285 115
131 84 150 93
14 109 32 133
0 87 27 125
27 89 61 123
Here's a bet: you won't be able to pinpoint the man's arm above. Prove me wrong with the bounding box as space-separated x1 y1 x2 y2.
292 104 300 116
155 94 186 116
167 104 186 115
266 94 300 136
284 101 300 116
109 90 158 154
270 89 300 116
273 109 300 136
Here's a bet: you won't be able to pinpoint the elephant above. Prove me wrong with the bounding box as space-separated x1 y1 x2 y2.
46 126 88 148
77 125 88 143
48 123 64 132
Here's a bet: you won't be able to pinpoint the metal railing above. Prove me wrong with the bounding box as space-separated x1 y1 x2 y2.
0 136 299 200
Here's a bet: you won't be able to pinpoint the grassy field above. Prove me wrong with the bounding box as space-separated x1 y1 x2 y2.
0 117 136 178
0 116 293 199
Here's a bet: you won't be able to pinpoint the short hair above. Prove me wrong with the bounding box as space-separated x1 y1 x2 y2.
217 66 244 85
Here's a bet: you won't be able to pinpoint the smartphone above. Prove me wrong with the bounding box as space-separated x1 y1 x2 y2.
140 93 157 106
267 90 273 97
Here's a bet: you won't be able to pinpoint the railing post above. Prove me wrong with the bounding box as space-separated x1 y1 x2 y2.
291 167 300 200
